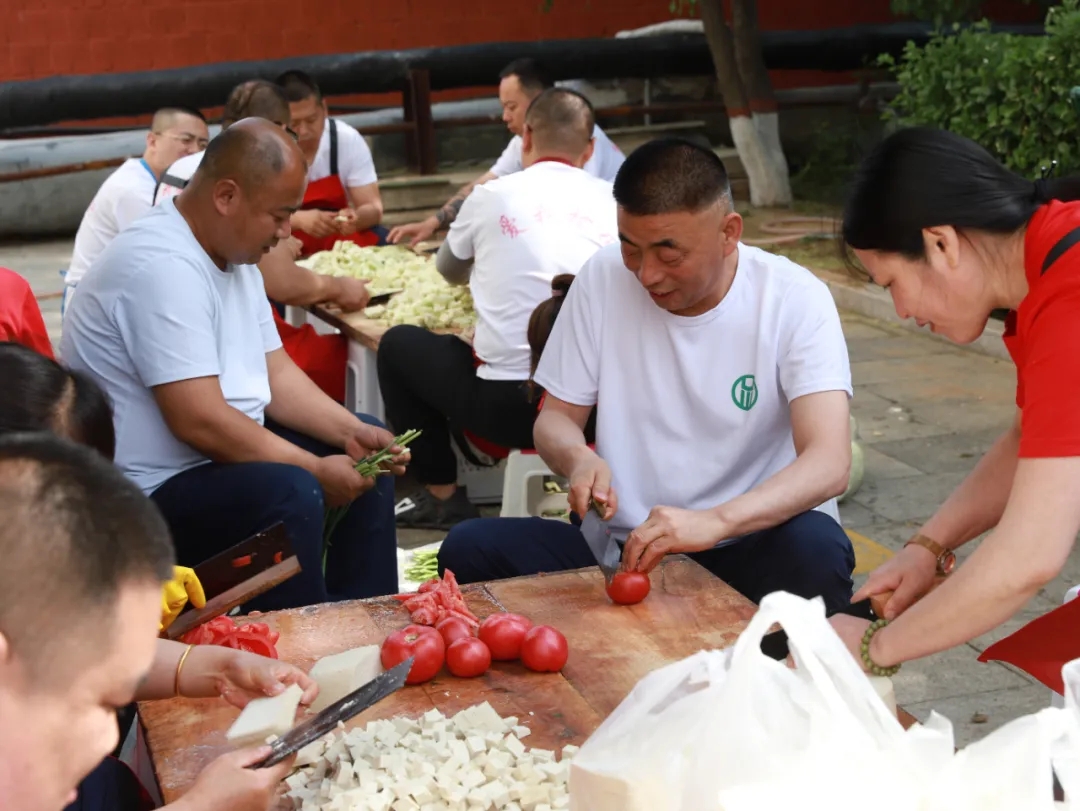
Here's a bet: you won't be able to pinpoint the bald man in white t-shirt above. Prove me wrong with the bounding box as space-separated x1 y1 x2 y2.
388 58 624 249
440 139 867 621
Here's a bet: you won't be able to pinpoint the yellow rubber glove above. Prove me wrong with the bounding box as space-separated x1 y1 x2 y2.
160 566 207 631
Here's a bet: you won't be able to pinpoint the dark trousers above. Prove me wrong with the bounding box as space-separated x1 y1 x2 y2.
439 509 860 617
67 758 154 811
376 325 539 486
151 414 398 611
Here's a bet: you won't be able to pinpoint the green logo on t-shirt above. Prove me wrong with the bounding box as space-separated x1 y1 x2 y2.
731 374 758 411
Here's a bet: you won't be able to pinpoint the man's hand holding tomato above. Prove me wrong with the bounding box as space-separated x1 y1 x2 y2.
622 506 728 573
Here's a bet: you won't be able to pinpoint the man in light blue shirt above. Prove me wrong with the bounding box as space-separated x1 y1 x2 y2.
62 118 405 610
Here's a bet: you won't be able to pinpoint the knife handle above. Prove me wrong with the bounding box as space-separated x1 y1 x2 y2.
870 591 892 619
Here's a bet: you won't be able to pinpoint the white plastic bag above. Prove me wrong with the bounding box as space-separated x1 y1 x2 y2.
921 707 1070 811
570 591 954 811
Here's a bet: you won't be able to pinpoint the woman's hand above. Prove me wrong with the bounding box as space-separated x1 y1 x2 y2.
170 747 294 811
180 646 318 709
852 544 938 620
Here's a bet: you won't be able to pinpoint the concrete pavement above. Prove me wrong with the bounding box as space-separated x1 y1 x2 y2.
2 237 1066 747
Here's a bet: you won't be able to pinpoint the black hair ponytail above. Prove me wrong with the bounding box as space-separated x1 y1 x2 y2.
842 127 1080 262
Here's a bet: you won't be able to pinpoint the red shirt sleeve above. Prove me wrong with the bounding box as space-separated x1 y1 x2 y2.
1017 285 1080 457
0 269 53 359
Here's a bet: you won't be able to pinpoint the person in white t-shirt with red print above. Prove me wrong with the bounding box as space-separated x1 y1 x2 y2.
440 139 865 619
387 58 624 249
378 88 616 530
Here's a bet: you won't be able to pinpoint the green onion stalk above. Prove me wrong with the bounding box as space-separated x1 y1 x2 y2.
322 429 421 572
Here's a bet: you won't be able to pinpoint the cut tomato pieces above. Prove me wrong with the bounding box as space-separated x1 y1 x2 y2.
179 616 280 658
398 569 478 627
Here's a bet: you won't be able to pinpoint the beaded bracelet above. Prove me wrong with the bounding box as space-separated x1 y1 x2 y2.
861 619 901 677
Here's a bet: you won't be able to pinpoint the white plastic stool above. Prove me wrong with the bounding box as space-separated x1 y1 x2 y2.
499 450 554 518
450 437 506 506
344 340 385 424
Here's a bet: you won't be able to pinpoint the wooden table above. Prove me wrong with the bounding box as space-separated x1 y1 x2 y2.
140 558 919 802
308 306 469 353
140 557 757 802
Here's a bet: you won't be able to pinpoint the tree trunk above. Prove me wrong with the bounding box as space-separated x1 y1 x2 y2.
698 0 789 207
731 0 792 204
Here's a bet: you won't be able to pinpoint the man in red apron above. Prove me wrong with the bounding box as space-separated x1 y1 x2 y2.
154 80 363 403
276 70 386 257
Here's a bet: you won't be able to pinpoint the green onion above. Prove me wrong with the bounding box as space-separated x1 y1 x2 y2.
322 429 422 572
404 549 440 583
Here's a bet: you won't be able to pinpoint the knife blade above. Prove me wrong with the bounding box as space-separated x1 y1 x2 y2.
250 657 413 769
580 509 621 583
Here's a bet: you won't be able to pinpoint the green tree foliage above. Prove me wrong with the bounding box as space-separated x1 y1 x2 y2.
882 0 1080 174
891 0 1050 25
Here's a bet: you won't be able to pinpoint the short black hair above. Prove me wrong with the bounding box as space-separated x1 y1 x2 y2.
525 88 595 157
152 106 208 130
0 342 116 460
276 69 323 103
499 58 552 94
0 433 174 682
222 80 291 129
613 138 732 216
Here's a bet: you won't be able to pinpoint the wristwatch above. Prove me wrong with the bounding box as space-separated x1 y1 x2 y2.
905 534 956 576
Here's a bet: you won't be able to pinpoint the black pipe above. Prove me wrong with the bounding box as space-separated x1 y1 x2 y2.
0 23 1042 129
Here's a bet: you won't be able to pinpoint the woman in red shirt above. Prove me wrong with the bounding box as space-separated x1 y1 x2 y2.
831 127 1080 675
0 267 54 359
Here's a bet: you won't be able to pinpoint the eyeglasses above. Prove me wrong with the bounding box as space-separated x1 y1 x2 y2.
155 131 211 151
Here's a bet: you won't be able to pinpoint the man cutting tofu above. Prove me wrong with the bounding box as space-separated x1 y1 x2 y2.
388 58 624 248
63 107 209 316
276 70 385 256
440 139 861 616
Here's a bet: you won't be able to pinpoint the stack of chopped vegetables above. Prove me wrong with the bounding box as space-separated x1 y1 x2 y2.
392 569 479 628
323 429 421 568
306 242 476 331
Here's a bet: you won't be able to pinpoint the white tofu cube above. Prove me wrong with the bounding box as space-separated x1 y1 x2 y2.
465 735 487 755
225 683 304 746
512 726 532 739
504 736 526 758
307 645 383 713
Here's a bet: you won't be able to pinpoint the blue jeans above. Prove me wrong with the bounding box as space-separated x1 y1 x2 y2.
151 414 398 611
439 509 859 616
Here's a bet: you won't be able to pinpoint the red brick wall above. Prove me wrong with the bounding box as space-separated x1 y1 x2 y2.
1 0 1041 82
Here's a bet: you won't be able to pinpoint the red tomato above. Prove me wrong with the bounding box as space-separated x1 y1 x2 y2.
520 626 569 673
478 613 533 661
605 572 651 605
446 637 492 678
436 616 474 646
380 625 445 685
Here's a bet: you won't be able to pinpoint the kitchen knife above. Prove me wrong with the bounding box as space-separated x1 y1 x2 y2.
250 657 414 769
366 289 403 307
164 523 300 640
580 508 621 583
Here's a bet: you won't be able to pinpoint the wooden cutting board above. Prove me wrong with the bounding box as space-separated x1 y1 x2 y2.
139 557 757 802
307 306 468 352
